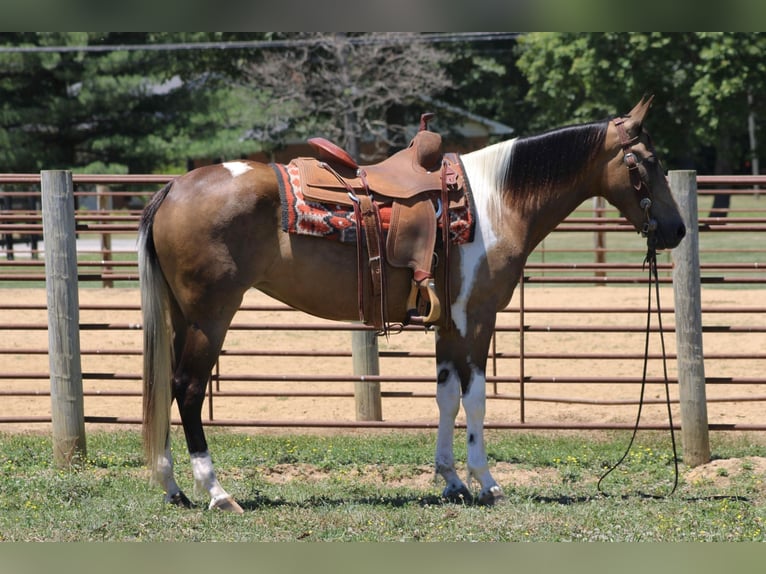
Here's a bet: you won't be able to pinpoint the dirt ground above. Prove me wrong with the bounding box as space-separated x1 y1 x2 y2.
2 285 764 432
2 285 765 486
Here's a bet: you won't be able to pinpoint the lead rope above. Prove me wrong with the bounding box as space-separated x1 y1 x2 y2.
597 228 679 498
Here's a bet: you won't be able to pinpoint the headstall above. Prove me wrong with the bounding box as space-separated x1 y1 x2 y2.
612 116 657 238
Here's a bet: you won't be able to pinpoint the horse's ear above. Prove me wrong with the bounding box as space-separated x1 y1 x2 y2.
627 94 654 127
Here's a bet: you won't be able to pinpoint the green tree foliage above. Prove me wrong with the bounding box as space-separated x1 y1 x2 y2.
0 33 460 171
440 35 531 145
0 32 266 173
515 32 766 174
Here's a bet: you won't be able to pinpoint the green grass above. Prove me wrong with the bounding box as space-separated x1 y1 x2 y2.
1 429 765 542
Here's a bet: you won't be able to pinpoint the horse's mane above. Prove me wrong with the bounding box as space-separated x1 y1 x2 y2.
465 119 609 214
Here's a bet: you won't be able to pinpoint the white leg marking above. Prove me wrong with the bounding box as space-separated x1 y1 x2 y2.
435 361 460 474
462 366 503 503
222 161 253 178
190 451 232 508
434 354 469 498
155 444 183 502
462 367 492 485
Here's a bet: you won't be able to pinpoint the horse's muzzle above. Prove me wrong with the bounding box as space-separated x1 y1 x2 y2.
655 221 686 250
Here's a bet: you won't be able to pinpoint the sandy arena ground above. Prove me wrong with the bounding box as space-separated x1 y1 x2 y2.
1 285 764 434
2 285 765 488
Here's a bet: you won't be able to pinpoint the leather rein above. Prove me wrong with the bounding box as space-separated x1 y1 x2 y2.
597 117 680 498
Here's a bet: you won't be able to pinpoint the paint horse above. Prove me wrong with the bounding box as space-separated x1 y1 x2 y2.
138 96 686 512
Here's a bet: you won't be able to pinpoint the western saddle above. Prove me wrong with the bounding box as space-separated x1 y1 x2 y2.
292 114 467 333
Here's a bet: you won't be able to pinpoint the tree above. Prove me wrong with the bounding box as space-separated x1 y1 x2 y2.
0 32 267 173
242 33 453 161
438 35 533 148
515 33 766 179
690 33 766 214
439 34 531 145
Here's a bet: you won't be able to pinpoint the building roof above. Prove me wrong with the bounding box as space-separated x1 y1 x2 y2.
420 97 514 137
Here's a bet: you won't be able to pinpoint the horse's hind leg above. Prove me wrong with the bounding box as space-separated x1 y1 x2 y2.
172 317 244 513
155 432 192 508
144 296 192 508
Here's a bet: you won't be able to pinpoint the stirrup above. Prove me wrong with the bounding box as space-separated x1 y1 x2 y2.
406 279 441 326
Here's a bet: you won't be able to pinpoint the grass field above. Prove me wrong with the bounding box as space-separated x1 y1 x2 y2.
1 429 765 542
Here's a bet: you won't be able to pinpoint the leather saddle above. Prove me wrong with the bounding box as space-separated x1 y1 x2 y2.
291 114 467 333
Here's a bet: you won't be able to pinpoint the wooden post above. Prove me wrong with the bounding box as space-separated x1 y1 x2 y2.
97 184 113 288
670 170 710 467
593 196 606 280
352 329 382 421
518 272 526 423
41 170 86 467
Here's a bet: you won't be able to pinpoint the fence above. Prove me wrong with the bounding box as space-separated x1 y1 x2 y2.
0 172 764 439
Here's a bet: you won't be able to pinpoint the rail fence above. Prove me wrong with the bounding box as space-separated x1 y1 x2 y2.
0 173 764 432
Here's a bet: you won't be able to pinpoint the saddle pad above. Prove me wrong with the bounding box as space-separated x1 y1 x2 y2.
272 162 357 243
270 162 476 245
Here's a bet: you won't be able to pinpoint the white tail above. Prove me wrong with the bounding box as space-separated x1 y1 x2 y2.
137 200 174 482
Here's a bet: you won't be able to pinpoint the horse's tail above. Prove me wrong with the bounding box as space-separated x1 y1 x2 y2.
138 182 174 481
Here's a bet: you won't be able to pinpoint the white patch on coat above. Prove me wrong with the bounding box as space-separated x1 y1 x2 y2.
450 140 515 336
222 161 253 178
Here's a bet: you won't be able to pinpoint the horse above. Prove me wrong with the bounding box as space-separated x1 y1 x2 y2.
138 96 686 513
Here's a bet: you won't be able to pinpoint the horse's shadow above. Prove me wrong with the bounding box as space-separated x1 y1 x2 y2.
234 489 749 511
236 492 467 511
236 490 595 511
528 494 594 505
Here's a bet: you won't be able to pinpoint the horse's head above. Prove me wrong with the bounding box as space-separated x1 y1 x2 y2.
603 96 686 250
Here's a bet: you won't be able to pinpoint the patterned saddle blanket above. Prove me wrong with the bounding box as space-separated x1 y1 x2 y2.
272 161 475 246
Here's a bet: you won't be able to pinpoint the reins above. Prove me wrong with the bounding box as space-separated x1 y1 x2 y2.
596 233 679 498
597 119 680 498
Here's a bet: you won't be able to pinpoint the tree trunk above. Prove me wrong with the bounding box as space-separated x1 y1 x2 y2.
708 130 735 218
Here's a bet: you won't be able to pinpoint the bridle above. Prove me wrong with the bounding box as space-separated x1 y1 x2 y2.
612 116 658 242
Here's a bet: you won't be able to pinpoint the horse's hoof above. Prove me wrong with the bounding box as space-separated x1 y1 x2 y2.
168 491 193 509
209 496 244 514
441 484 473 504
477 485 505 506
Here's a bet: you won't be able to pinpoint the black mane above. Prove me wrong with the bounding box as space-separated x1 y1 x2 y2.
508 120 609 206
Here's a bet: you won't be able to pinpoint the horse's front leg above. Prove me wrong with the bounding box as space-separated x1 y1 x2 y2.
461 366 504 505
434 324 504 505
434 351 472 502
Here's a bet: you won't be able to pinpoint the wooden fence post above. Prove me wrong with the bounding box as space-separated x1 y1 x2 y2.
41 170 86 467
670 170 710 467
352 329 382 421
97 184 113 288
593 196 606 280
